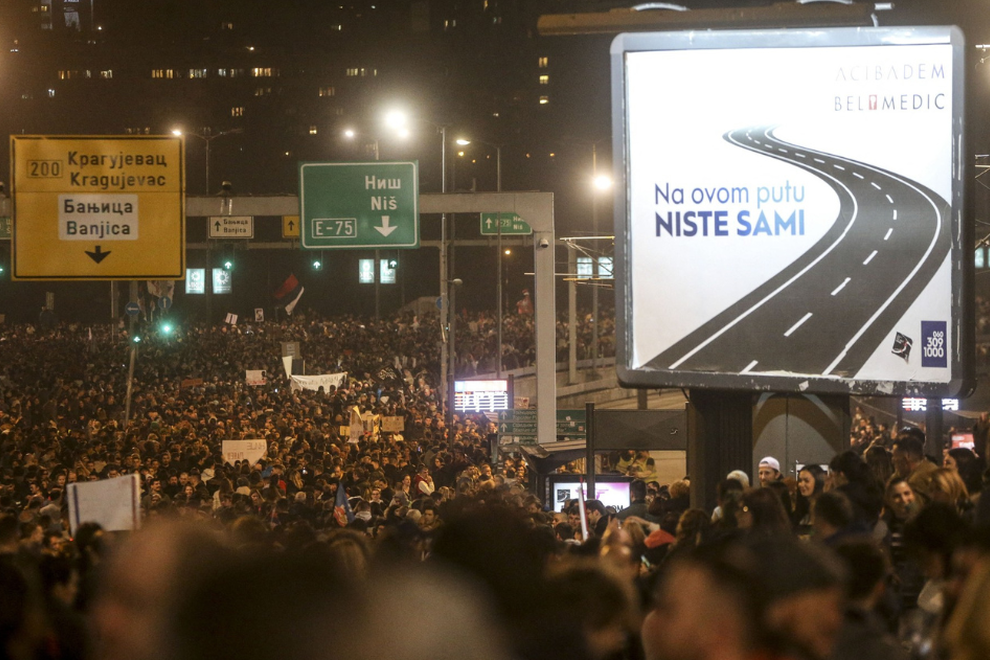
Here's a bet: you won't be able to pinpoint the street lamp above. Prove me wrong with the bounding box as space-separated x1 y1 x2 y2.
171 127 243 194
386 109 453 423
589 145 612 375
342 127 385 319
446 277 463 433
342 127 380 161
456 136 506 376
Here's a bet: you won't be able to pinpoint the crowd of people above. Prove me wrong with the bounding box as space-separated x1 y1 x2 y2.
450 306 616 376
1 311 989 660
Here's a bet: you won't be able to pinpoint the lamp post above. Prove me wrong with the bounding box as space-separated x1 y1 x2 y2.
590 143 612 376
343 128 383 319
457 137 504 376
171 127 242 194
385 111 451 426
447 277 463 432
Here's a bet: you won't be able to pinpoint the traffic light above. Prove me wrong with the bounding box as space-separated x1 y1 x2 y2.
224 260 233 270
312 260 322 271
160 322 174 336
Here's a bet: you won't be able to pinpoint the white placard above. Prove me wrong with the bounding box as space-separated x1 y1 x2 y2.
67 474 141 536
222 439 268 466
289 372 348 392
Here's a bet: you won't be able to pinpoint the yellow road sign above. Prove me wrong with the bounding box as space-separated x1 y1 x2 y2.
10 136 185 280
282 215 300 238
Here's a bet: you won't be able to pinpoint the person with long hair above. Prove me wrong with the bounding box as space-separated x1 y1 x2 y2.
791 464 826 537
737 488 792 538
828 450 883 530
944 447 983 500
864 445 895 491
930 467 973 519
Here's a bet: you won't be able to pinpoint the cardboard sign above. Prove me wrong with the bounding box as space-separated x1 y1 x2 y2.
67 474 141 536
381 416 405 433
222 439 267 466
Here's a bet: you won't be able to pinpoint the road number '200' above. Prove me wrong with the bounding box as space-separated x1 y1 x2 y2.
27 160 62 178
924 331 945 359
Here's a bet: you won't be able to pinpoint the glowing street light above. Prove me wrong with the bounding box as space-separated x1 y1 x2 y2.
594 174 613 190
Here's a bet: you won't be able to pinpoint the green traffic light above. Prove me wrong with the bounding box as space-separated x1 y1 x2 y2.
224 260 233 270
161 323 173 335
312 260 322 270
132 335 142 344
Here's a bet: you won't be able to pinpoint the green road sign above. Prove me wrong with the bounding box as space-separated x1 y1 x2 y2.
497 409 586 440
480 213 532 236
299 161 419 249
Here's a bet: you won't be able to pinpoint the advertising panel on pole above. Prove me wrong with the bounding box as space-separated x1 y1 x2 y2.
10 135 184 280
612 27 971 396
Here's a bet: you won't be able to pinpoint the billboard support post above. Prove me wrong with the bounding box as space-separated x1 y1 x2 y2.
687 390 753 514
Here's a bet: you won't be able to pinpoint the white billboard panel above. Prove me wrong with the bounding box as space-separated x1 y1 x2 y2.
612 27 971 396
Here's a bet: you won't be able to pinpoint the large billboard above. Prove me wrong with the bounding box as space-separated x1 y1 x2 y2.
612 27 971 396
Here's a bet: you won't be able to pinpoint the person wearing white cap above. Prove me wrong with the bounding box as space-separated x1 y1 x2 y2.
758 456 781 488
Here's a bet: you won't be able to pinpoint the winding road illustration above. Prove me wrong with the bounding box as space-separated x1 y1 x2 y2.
643 125 951 378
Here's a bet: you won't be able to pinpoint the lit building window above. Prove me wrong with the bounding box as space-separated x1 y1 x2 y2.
231 106 245 117
539 74 549 85
152 69 164 78
346 68 359 76
331 24 343 31
221 22 234 30
309 126 318 135
333 108 344 116
577 257 593 279
538 56 548 68
539 96 549 105
47 89 55 98
251 67 277 77
255 87 272 96
319 86 336 97
100 70 113 79
189 68 208 79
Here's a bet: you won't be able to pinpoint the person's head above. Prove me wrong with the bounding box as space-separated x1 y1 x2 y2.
738 488 791 537
930 467 969 508
674 509 712 548
751 539 846 660
643 546 764 660
885 477 917 520
546 560 637 660
903 502 968 581
718 477 746 506
566 505 582 530
892 434 926 477
92 521 230 660
812 491 854 540
585 500 606 526
757 457 780 488
797 465 826 500
726 470 750 490
831 539 890 609
629 479 647 503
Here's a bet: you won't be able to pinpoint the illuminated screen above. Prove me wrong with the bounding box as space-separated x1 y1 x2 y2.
454 379 509 412
551 480 631 513
185 268 205 294
614 27 969 396
952 432 975 450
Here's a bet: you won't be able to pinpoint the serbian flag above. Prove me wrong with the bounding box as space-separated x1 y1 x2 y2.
334 482 354 527
274 273 300 300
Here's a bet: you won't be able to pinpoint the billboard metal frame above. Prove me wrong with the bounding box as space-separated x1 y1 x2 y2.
612 27 973 397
